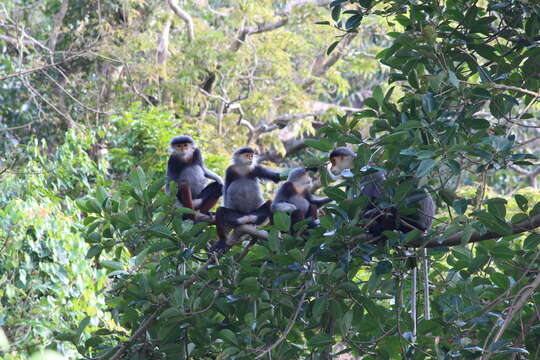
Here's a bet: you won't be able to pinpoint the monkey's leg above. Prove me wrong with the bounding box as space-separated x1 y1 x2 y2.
291 209 305 225
198 182 224 213
179 182 195 220
254 200 272 225
306 204 320 228
212 207 231 251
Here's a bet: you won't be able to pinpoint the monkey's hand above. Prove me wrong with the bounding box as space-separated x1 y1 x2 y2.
271 202 297 213
237 215 258 224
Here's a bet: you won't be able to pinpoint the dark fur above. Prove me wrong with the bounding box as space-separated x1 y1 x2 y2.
361 172 435 235
166 147 223 212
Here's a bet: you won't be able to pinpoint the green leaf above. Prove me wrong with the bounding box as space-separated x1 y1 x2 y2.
273 212 291 232
101 260 124 271
514 194 528 212
324 187 347 202
448 71 459 88
372 86 384 107
308 334 334 348
375 260 392 275
86 245 102 259
477 66 493 83
218 329 238 345
345 14 362 29
416 159 436 178
476 212 512 236
453 199 468 215
304 138 334 152
524 234 540 250
326 41 340 55
331 5 341 22
75 317 91 345
148 224 174 239
487 198 507 220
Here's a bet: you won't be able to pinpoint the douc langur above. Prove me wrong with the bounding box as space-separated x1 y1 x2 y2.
213 147 282 250
271 167 331 230
329 147 435 236
166 135 223 221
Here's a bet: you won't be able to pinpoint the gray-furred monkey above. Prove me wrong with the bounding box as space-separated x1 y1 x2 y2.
271 167 331 228
214 147 281 249
329 146 435 235
166 135 223 220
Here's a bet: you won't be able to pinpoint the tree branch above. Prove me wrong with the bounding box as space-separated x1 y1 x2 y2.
168 0 195 42
412 214 540 248
0 52 84 81
230 0 332 52
47 0 69 51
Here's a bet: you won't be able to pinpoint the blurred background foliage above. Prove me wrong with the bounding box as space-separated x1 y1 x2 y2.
1 0 540 359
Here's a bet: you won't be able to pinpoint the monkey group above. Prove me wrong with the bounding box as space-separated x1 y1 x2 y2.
166 137 436 252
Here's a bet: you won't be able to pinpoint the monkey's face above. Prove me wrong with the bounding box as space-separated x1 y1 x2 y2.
172 142 194 160
329 155 354 175
237 152 255 166
292 174 312 193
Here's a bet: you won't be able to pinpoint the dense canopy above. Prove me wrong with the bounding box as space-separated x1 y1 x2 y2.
1 0 540 359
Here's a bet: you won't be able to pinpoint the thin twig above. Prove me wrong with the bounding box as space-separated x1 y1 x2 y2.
255 288 307 359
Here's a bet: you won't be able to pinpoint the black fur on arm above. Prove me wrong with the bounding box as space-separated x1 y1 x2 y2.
224 166 239 191
305 192 332 207
254 165 281 182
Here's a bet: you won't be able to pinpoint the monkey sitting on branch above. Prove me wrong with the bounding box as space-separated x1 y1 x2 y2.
329 147 435 237
166 135 223 221
271 167 332 231
213 147 282 251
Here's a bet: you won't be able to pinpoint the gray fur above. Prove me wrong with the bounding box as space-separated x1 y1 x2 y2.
177 164 207 198
225 177 264 213
271 202 297 213
287 167 307 182
360 170 386 200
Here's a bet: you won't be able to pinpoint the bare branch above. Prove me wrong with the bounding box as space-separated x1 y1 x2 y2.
255 289 307 359
47 0 69 51
481 271 540 360
0 34 33 47
168 0 195 42
0 52 84 81
303 32 358 89
230 18 289 52
157 18 172 66
230 0 332 52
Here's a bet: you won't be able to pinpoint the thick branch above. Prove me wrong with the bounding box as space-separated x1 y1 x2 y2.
168 0 195 42
303 32 358 89
412 214 540 248
230 18 289 52
48 0 69 51
157 19 172 65
230 0 331 52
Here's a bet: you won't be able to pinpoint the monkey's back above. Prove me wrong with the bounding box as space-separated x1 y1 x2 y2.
225 177 264 214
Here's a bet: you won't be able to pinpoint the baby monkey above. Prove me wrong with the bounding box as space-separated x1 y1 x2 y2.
271 167 331 229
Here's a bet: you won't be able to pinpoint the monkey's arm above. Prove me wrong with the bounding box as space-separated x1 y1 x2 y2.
254 166 281 182
271 183 297 213
203 167 223 185
223 166 238 191
305 193 332 207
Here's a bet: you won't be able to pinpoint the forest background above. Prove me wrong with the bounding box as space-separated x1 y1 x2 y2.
1 0 540 359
